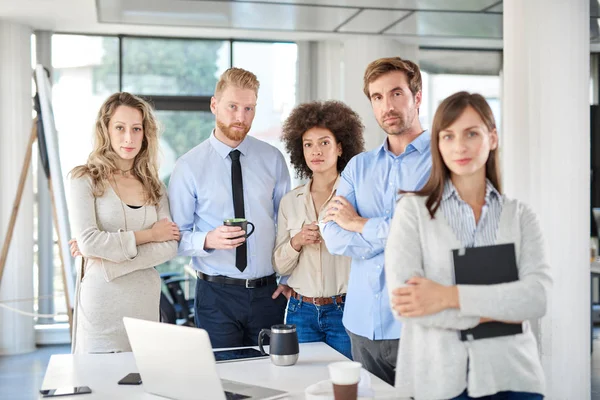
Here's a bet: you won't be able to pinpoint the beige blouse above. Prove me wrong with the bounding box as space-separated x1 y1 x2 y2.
272 177 351 298
69 175 178 354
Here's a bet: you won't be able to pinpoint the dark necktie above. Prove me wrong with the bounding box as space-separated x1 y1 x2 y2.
230 150 246 272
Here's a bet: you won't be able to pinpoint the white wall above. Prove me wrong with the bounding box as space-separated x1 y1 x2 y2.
503 1 590 398
298 37 419 151
0 20 35 355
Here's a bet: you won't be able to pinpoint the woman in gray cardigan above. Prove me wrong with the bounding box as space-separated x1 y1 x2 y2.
385 92 551 400
68 92 179 353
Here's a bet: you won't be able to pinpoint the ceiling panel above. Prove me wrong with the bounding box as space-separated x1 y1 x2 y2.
225 0 501 12
419 48 502 75
337 9 411 33
384 11 502 38
99 0 359 31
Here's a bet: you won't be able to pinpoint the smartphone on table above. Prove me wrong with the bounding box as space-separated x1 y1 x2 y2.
118 372 142 385
39 386 92 397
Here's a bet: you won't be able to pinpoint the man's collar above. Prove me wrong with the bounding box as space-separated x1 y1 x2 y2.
209 129 250 159
410 130 431 154
380 129 431 156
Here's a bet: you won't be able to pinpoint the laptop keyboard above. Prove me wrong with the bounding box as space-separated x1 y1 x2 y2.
224 391 251 400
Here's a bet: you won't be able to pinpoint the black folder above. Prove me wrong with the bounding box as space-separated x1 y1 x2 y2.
452 243 523 341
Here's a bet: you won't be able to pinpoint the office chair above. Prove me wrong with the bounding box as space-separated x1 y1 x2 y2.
160 291 177 324
159 272 195 327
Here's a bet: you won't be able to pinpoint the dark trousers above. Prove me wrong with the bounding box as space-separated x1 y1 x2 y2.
450 390 543 400
194 278 286 348
346 329 398 386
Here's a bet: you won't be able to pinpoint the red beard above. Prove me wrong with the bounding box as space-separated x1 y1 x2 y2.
217 120 250 141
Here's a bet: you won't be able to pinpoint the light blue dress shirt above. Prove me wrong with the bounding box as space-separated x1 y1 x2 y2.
321 131 432 340
168 132 291 279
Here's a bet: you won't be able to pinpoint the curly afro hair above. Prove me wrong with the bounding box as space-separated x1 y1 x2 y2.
282 101 365 180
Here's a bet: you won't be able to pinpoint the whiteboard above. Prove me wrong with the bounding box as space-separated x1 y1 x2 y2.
34 65 75 307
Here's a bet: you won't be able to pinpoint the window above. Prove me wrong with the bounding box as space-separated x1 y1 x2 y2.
49 35 120 320
232 41 298 184
419 48 502 131
49 35 298 296
122 37 230 96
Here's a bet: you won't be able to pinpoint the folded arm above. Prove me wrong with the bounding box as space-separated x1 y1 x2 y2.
70 176 138 262
385 196 479 331
457 203 552 322
321 166 389 260
100 189 178 281
272 202 301 276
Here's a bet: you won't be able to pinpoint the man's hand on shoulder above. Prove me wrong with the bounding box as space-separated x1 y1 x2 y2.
322 195 368 233
204 226 246 250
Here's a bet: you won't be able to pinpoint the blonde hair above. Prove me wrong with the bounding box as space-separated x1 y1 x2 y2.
214 67 260 98
363 57 422 99
70 92 163 206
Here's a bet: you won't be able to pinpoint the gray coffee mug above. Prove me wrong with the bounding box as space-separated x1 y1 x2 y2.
223 218 255 238
258 324 299 366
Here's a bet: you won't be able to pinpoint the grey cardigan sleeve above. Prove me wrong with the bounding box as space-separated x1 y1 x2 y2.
385 196 480 330
458 202 552 321
70 176 138 262
100 187 178 282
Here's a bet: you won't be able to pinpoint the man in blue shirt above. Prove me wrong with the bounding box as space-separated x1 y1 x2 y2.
168 67 291 348
321 58 432 385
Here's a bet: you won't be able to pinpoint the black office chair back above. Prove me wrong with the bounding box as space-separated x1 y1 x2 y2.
160 291 177 324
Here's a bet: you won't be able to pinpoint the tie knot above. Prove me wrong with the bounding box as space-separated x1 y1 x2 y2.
230 150 241 161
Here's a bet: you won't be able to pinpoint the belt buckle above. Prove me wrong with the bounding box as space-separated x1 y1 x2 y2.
312 297 320 306
245 279 251 289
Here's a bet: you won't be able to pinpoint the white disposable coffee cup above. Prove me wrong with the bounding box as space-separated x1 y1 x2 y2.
328 361 362 385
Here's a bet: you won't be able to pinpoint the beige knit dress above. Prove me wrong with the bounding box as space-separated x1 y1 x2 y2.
69 176 178 354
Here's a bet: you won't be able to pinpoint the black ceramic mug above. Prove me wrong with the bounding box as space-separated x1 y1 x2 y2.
223 218 255 238
258 324 299 366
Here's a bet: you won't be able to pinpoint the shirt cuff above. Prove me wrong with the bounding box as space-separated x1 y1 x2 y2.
278 275 290 285
457 284 485 316
191 232 214 257
361 217 381 243
285 239 300 256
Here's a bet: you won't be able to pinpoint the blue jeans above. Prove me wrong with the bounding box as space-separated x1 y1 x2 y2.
285 296 352 359
450 390 543 400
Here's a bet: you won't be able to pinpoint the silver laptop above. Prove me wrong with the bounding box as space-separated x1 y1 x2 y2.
123 317 287 400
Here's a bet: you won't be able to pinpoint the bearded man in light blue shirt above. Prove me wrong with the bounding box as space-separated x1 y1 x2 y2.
321 57 432 385
168 68 291 348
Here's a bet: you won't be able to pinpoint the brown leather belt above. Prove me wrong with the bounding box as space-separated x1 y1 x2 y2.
196 271 276 289
291 289 346 306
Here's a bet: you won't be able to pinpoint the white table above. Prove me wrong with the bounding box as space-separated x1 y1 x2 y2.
40 342 398 399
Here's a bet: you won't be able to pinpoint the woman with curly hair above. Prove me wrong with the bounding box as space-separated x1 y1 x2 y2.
68 92 179 354
273 100 365 359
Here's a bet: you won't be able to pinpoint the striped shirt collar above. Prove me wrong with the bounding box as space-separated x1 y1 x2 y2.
442 178 501 204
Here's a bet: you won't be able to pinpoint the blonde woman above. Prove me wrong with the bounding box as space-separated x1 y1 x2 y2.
69 92 179 354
